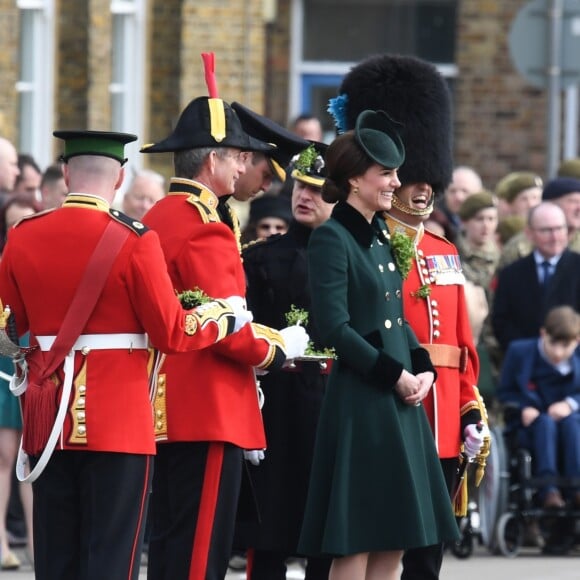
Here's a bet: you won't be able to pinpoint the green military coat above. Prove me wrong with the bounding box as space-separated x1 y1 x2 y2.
298 202 459 556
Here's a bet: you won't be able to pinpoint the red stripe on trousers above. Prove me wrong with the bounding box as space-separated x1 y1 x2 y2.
188 442 224 580
246 547 255 578
128 455 151 580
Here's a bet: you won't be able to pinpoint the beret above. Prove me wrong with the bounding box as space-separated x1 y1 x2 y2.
542 177 580 201
458 191 497 221
557 157 580 179
495 171 543 202
496 215 526 245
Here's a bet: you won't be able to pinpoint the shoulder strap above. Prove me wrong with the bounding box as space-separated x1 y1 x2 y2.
39 220 130 380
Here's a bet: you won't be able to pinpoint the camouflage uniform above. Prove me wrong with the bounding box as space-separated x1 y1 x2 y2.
497 230 532 271
456 234 500 406
456 234 499 292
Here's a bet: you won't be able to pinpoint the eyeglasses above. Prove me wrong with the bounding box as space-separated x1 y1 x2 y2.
531 225 568 235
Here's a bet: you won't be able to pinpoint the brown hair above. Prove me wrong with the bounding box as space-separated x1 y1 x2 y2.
320 131 374 204
0 194 42 254
543 306 580 341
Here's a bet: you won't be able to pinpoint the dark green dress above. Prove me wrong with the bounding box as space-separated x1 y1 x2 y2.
298 202 459 556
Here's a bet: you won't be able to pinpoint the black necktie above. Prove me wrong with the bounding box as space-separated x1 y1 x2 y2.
541 260 553 289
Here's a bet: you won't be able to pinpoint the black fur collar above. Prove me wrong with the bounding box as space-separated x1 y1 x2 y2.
331 202 386 247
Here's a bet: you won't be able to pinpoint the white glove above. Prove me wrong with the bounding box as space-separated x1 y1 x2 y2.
279 325 309 360
463 423 490 459
243 449 265 466
224 295 253 332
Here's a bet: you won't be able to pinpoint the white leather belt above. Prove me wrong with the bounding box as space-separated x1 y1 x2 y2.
15 331 148 484
35 333 148 352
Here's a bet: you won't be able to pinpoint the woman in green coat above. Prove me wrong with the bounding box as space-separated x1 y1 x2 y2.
298 110 459 580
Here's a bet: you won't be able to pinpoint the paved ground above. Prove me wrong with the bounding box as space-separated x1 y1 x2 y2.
1 543 578 579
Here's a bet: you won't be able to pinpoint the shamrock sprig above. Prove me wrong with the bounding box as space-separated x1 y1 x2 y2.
412 284 432 299
284 305 336 358
390 231 415 280
285 304 309 326
305 344 336 357
177 287 212 309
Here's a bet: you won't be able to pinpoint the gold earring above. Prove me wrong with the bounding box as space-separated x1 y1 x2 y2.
353 186 359 195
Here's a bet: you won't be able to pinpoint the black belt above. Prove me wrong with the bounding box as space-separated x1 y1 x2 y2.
282 358 334 375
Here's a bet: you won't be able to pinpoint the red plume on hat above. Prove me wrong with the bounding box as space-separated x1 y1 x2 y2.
335 54 454 195
140 53 273 154
201 52 226 142
201 52 219 98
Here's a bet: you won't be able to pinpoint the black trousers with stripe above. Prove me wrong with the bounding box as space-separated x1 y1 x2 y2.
32 450 153 580
147 441 242 580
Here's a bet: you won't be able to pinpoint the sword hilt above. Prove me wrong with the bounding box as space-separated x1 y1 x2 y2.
7 310 18 346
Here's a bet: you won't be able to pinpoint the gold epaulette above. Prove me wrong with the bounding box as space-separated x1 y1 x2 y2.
168 178 221 224
12 207 55 227
185 195 221 224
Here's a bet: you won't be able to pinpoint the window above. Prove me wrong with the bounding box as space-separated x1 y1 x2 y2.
16 0 55 169
289 0 458 134
110 0 146 174
303 0 456 63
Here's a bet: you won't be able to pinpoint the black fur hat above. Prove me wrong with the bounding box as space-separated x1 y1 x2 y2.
335 54 453 195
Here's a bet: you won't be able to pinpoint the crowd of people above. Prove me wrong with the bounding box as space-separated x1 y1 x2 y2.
0 50 577 580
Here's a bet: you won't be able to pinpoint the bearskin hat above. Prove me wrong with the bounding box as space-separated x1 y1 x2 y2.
335 54 453 195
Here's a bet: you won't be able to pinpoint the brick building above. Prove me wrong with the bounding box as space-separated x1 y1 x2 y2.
0 0 578 189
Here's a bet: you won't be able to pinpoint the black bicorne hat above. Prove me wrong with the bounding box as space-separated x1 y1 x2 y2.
231 102 310 181
140 97 273 154
334 54 453 195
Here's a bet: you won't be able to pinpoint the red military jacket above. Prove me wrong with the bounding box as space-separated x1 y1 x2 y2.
384 214 483 458
142 178 286 449
0 194 234 454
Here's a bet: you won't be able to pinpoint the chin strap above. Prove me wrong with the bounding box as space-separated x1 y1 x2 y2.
391 194 435 217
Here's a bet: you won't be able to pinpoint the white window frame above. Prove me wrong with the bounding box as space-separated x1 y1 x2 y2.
289 0 458 124
16 0 55 170
110 0 146 178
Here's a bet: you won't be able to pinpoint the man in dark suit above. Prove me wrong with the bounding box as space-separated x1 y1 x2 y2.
492 201 580 353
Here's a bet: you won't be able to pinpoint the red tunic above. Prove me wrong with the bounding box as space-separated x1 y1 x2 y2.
143 178 285 449
384 214 482 458
0 194 233 455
